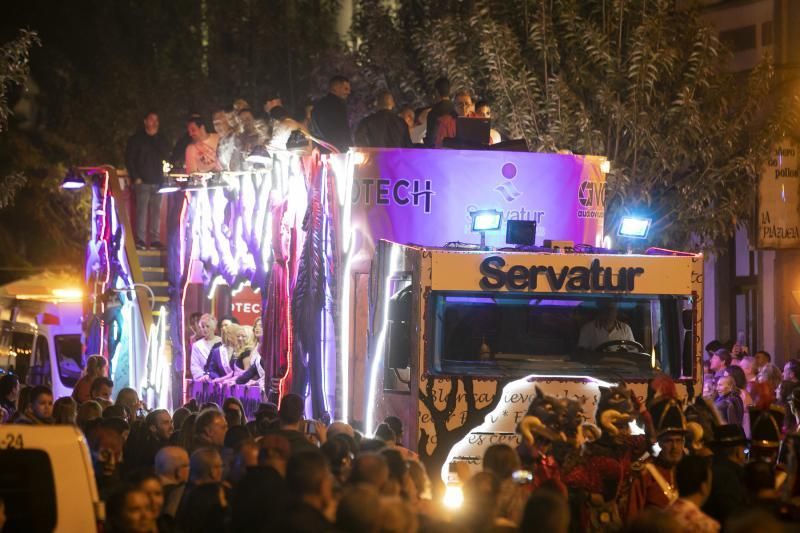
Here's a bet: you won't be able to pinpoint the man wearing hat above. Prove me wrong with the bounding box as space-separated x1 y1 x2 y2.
702 424 747 523
626 397 687 521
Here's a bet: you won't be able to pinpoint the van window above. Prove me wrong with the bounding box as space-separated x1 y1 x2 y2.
28 337 51 387
55 335 83 387
0 329 34 384
0 448 58 532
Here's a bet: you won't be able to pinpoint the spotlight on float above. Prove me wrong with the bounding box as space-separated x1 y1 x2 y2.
60 168 86 190
618 216 652 239
470 209 503 250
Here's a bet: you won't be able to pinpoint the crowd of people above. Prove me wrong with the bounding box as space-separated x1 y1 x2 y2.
2 328 800 532
123 75 501 250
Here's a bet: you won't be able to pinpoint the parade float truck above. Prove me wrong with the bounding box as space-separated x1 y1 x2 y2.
77 147 702 488
362 240 703 485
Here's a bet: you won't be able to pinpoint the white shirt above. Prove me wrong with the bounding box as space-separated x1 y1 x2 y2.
578 320 635 350
190 337 219 379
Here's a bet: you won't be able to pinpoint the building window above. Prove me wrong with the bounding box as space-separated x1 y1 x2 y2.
719 25 757 52
762 21 773 46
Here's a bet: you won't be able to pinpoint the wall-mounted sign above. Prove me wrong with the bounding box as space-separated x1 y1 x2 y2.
758 142 800 248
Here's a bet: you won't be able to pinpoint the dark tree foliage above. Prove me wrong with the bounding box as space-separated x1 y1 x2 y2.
0 0 341 276
350 0 799 252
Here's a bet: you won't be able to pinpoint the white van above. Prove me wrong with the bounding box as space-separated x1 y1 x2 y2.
0 297 84 399
0 425 101 532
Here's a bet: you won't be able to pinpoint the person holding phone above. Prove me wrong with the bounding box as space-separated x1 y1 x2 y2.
265 393 324 455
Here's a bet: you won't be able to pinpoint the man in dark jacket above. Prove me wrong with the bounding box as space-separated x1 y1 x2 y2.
354 90 412 148
703 424 748 523
423 77 455 147
310 75 352 152
125 110 169 249
276 451 336 532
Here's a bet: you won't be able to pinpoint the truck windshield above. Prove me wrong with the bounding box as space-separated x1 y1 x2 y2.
55 335 83 387
430 291 693 380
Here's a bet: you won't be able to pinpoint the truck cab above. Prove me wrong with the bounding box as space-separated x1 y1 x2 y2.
363 240 703 481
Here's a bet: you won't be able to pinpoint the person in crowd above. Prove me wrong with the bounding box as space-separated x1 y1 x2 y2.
91 376 115 405
72 354 107 403
409 106 430 145
230 435 290 532
278 450 337 532
703 424 747 523
665 455 719 533
125 110 169 250
192 408 228 452
453 471 510 532
705 340 723 361
205 322 245 381
0 374 19 419
723 365 753 434
714 375 744 426
384 415 418 460
125 409 173 470
398 104 415 134
374 422 396 446
433 88 477 147
77 400 103 431
336 483 381 532
234 107 269 170
321 435 353 488
173 412 197 451
310 75 352 153
190 314 222 380
739 355 757 383
16 385 54 424
744 460 780 513
104 485 157 533
9 385 30 422
219 315 238 333
213 109 237 171
710 348 732 378
176 447 227 533
483 443 528 525
269 392 322 454
787 386 800 433
354 90 412 148
53 396 77 425
155 446 190 518
116 387 143 420
127 470 172 533
577 300 635 350
169 112 199 171
519 488 570 533
185 116 221 174
627 397 686 519
87 418 126 499
754 350 781 389
474 99 502 143
222 397 247 428
424 77 454 147
349 452 389 491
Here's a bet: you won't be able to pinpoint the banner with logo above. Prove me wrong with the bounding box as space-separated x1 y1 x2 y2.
758 141 800 248
331 148 606 272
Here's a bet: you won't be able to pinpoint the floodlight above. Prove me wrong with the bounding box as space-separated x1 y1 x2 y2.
470 209 502 232
618 216 651 239
60 169 86 190
470 209 502 250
